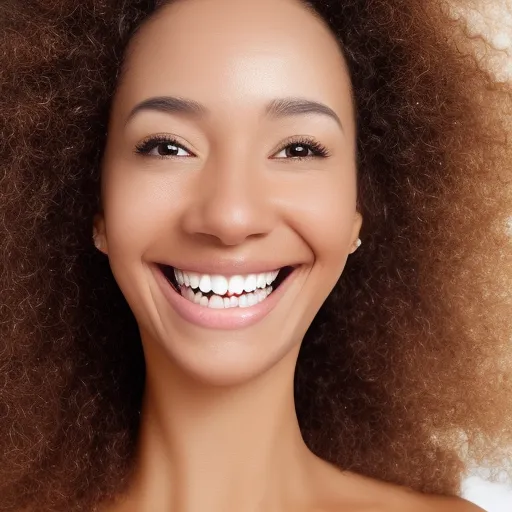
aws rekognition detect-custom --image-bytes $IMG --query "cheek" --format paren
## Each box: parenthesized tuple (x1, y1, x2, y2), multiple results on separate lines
(100, 165, 187, 327)
(282, 171, 358, 265)
(102, 166, 185, 256)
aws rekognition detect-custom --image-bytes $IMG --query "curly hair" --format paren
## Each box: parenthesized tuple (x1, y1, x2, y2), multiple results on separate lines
(0, 0, 511, 510)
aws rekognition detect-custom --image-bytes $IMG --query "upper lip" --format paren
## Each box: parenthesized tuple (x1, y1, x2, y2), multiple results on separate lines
(154, 260, 298, 276)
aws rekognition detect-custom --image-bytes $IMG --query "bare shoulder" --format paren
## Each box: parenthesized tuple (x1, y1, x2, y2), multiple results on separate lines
(409, 492, 487, 512)
(361, 476, 487, 512)
(354, 477, 487, 512)
(309, 462, 487, 512)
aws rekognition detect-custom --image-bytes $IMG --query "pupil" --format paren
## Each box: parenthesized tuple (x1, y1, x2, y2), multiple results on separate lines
(158, 143, 179, 156)
(287, 144, 309, 157)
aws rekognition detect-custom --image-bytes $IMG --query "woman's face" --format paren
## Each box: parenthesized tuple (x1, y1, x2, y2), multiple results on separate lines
(96, 0, 361, 385)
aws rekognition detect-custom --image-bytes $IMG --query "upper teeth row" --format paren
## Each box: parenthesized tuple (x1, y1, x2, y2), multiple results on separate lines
(174, 268, 279, 296)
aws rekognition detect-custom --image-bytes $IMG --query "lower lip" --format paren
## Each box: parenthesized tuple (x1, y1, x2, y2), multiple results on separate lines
(151, 264, 297, 330)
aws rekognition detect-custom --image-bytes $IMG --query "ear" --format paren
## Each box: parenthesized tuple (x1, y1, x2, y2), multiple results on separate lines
(349, 211, 363, 254)
(92, 213, 108, 254)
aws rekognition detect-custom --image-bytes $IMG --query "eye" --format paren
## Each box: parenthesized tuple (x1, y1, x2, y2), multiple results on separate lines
(135, 135, 194, 158)
(272, 138, 330, 160)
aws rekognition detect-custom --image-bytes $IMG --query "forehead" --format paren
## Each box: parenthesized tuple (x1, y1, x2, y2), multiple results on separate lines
(115, 0, 353, 127)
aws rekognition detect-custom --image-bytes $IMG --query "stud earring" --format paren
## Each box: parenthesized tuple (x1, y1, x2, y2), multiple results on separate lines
(92, 233, 101, 250)
(350, 238, 362, 254)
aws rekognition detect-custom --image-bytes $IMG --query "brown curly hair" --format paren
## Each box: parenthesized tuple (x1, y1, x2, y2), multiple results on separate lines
(1, 0, 511, 510)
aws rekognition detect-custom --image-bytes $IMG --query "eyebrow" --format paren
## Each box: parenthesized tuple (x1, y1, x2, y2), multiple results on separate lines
(125, 95, 343, 131)
(125, 96, 208, 124)
(265, 98, 343, 131)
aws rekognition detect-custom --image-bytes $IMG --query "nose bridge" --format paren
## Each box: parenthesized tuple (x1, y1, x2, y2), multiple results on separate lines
(184, 150, 274, 245)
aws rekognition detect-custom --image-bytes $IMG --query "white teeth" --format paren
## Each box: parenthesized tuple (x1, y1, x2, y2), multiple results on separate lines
(189, 272, 200, 289)
(179, 285, 273, 308)
(175, 269, 184, 285)
(243, 274, 257, 293)
(210, 275, 228, 296)
(208, 295, 224, 309)
(238, 294, 249, 308)
(256, 274, 266, 288)
(228, 275, 245, 295)
(185, 287, 194, 301)
(199, 274, 212, 293)
(175, 268, 283, 294)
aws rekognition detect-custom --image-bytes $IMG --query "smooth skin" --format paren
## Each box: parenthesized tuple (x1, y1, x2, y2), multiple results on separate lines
(94, 0, 485, 510)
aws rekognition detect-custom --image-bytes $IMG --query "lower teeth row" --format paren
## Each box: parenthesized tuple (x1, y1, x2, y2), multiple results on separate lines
(180, 285, 273, 308)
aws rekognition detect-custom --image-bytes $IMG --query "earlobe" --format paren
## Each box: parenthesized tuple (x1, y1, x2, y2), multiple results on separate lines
(92, 213, 108, 254)
(349, 237, 362, 254)
(349, 211, 363, 254)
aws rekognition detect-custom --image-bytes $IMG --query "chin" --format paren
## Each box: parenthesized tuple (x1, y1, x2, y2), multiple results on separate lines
(146, 325, 302, 387)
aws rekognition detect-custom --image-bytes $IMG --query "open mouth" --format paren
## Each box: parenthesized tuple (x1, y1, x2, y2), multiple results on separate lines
(157, 264, 295, 309)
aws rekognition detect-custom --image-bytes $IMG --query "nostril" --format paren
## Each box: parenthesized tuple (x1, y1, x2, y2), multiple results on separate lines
(180, 190, 275, 246)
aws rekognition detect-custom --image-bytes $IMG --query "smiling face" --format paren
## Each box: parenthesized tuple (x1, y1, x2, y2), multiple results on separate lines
(95, 0, 361, 385)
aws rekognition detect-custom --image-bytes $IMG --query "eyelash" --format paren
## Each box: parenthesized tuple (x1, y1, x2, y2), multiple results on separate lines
(274, 137, 330, 160)
(134, 134, 193, 159)
(134, 134, 330, 160)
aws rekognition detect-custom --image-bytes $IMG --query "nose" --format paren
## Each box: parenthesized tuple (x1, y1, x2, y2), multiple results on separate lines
(180, 155, 276, 246)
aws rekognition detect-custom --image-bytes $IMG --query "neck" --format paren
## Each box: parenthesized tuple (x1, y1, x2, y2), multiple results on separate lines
(124, 340, 316, 512)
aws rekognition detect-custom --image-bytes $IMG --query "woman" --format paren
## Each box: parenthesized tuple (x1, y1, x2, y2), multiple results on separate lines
(0, 0, 511, 510)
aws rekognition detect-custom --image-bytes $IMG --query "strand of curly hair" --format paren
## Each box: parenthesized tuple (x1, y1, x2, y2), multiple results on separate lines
(0, 0, 511, 510)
